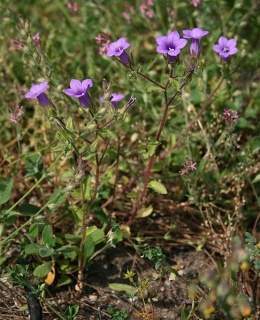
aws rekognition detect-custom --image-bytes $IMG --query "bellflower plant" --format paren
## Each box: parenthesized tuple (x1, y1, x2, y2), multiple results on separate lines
(25, 81, 50, 106)
(183, 28, 208, 57)
(213, 36, 238, 60)
(156, 31, 187, 62)
(64, 79, 93, 107)
(106, 37, 130, 65)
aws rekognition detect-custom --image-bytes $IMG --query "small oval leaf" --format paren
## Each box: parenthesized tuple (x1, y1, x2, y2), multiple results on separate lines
(33, 262, 52, 278)
(109, 283, 137, 296)
(136, 206, 153, 219)
(148, 180, 167, 194)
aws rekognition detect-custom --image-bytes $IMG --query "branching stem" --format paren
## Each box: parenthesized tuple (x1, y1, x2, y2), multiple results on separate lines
(129, 62, 196, 223)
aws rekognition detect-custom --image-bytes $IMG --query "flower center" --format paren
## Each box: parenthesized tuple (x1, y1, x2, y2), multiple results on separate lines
(222, 47, 230, 53)
(168, 47, 176, 53)
(116, 46, 123, 53)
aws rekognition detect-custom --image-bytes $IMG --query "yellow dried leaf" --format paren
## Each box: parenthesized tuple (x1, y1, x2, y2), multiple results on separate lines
(136, 206, 153, 218)
(120, 224, 131, 238)
(44, 266, 55, 286)
(240, 261, 250, 272)
(241, 306, 251, 317)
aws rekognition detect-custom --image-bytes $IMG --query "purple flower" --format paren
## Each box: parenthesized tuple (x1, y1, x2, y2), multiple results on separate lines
(106, 37, 130, 65)
(32, 32, 41, 47)
(9, 39, 24, 51)
(140, 0, 155, 19)
(10, 105, 24, 124)
(223, 108, 239, 124)
(191, 0, 202, 7)
(110, 93, 125, 108)
(156, 31, 187, 62)
(213, 36, 238, 61)
(64, 79, 93, 107)
(95, 32, 111, 55)
(183, 28, 208, 57)
(67, 1, 80, 13)
(122, 4, 134, 23)
(25, 81, 49, 106)
(180, 160, 197, 176)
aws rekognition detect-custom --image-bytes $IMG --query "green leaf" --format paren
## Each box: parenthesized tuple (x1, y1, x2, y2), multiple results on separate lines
(87, 227, 105, 245)
(109, 283, 137, 296)
(66, 116, 74, 130)
(83, 177, 92, 201)
(181, 308, 190, 320)
(148, 180, 167, 194)
(42, 225, 55, 247)
(57, 245, 78, 260)
(252, 174, 260, 184)
(24, 243, 54, 257)
(84, 237, 95, 261)
(24, 243, 41, 255)
(56, 275, 72, 288)
(0, 178, 13, 205)
(136, 206, 153, 218)
(38, 246, 54, 257)
(90, 201, 108, 224)
(110, 224, 123, 244)
(191, 88, 201, 104)
(33, 262, 52, 278)
(29, 224, 39, 238)
(47, 189, 67, 210)
(145, 141, 158, 159)
(17, 203, 40, 216)
(25, 153, 43, 178)
(0, 224, 4, 237)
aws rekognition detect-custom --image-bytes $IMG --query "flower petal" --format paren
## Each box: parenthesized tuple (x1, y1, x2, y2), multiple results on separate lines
(70, 79, 82, 91)
(229, 47, 238, 55)
(25, 81, 49, 99)
(37, 93, 49, 106)
(191, 28, 208, 39)
(167, 31, 180, 43)
(227, 39, 237, 48)
(190, 39, 199, 56)
(177, 38, 187, 49)
(156, 35, 168, 53)
(106, 37, 130, 57)
(183, 29, 192, 39)
(156, 35, 167, 46)
(82, 79, 93, 91)
(156, 47, 168, 54)
(79, 93, 90, 107)
(63, 88, 77, 97)
(117, 37, 130, 50)
(213, 44, 221, 53)
(218, 36, 228, 46)
(110, 93, 125, 102)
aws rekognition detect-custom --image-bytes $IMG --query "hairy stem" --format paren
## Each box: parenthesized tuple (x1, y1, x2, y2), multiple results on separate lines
(76, 137, 105, 292)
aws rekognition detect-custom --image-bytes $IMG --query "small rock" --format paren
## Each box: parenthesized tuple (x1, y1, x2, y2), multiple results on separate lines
(88, 294, 98, 303)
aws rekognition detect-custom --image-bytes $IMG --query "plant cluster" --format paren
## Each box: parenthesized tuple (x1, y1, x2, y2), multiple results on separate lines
(0, 0, 259, 319)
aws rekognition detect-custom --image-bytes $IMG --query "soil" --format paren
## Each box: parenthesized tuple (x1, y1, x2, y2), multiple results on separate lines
(0, 245, 213, 320)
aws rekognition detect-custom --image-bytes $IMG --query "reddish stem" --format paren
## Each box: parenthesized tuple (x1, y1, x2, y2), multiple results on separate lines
(128, 63, 196, 224)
